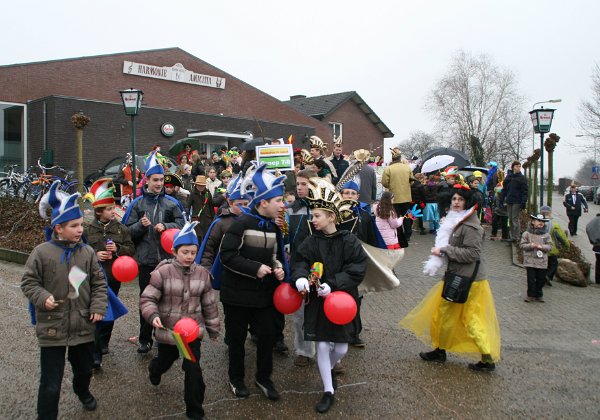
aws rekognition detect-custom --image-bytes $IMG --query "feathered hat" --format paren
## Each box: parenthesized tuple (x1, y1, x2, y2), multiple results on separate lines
(39, 181, 83, 227)
(390, 147, 402, 160)
(333, 135, 343, 148)
(226, 172, 248, 201)
(83, 178, 115, 208)
(246, 163, 286, 208)
(173, 221, 199, 248)
(145, 150, 164, 177)
(309, 136, 326, 151)
(307, 177, 342, 221)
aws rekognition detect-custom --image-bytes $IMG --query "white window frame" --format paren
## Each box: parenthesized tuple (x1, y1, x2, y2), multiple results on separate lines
(0, 100, 27, 169)
(329, 122, 342, 141)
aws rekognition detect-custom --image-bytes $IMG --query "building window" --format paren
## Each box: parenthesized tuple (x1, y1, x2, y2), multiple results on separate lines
(329, 122, 342, 141)
(1, 102, 25, 169)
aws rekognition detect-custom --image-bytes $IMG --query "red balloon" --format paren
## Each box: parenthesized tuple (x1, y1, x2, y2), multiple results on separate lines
(112, 256, 138, 282)
(174, 317, 200, 343)
(161, 228, 180, 255)
(324, 291, 357, 325)
(273, 283, 303, 314)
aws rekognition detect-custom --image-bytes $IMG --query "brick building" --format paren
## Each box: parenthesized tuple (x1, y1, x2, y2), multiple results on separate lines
(0, 48, 393, 174)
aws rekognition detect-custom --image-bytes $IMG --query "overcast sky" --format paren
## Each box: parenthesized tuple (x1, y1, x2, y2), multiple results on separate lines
(3, 0, 599, 180)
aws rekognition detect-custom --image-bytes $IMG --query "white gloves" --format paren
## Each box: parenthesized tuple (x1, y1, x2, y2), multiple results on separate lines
(317, 283, 331, 297)
(296, 278, 309, 293)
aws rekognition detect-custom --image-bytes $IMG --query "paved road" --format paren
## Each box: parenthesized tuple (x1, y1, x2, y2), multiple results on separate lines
(1, 223, 599, 419)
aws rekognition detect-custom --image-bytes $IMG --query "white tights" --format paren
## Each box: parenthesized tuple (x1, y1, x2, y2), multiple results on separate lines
(316, 341, 348, 393)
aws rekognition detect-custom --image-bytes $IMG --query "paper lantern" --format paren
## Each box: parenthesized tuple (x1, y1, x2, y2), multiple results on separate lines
(324, 291, 357, 325)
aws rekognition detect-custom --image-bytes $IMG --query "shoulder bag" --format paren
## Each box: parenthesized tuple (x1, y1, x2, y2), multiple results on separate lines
(441, 260, 480, 303)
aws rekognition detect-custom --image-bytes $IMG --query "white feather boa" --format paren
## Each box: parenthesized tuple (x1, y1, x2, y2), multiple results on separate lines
(422, 208, 471, 276)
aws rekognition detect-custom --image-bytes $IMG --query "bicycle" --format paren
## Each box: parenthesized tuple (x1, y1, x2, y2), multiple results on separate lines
(0, 164, 36, 199)
(23, 158, 88, 204)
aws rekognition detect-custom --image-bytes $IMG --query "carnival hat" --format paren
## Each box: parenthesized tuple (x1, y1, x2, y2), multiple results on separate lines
(473, 170, 484, 178)
(487, 161, 498, 167)
(83, 178, 115, 208)
(443, 166, 459, 177)
(307, 177, 342, 221)
(530, 213, 549, 222)
(226, 172, 248, 201)
(164, 173, 184, 188)
(390, 147, 402, 159)
(353, 149, 371, 163)
(145, 150, 164, 177)
(333, 135, 343, 148)
(39, 181, 83, 227)
(301, 149, 314, 165)
(309, 135, 326, 151)
(339, 176, 360, 193)
(193, 175, 207, 186)
(246, 163, 286, 208)
(173, 221, 199, 249)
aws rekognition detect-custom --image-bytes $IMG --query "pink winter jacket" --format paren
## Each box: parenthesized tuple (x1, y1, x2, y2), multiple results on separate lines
(372, 203, 404, 247)
(140, 259, 220, 345)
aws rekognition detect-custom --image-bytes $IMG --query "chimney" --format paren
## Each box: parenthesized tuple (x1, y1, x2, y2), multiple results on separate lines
(290, 95, 307, 100)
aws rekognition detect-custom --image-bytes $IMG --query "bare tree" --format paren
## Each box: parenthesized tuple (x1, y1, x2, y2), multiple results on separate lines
(397, 131, 442, 160)
(579, 64, 600, 138)
(429, 51, 527, 163)
(574, 158, 596, 184)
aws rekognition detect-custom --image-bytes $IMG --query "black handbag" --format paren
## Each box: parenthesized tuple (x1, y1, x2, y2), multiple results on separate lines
(441, 260, 480, 303)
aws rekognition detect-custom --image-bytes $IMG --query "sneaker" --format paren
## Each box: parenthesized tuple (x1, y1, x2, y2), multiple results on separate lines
(255, 378, 280, 401)
(149, 368, 161, 386)
(332, 362, 345, 374)
(80, 394, 97, 411)
(229, 380, 250, 398)
(273, 340, 289, 354)
(419, 348, 446, 363)
(137, 342, 152, 354)
(294, 355, 310, 367)
(468, 361, 496, 372)
(315, 392, 335, 413)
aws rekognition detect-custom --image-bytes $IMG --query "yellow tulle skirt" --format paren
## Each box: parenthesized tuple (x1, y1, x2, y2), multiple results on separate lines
(399, 280, 501, 361)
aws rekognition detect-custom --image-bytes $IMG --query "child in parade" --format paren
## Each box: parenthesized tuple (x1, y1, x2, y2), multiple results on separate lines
(83, 179, 135, 369)
(186, 175, 215, 242)
(490, 185, 509, 241)
(520, 214, 553, 302)
(400, 184, 501, 371)
(140, 221, 220, 420)
(219, 163, 288, 401)
(373, 191, 404, 249)
(540, 205, 569, 286)
(293, 177, 368, 413)
(21, 181, 108, 419)
(423, 175, 441, 233)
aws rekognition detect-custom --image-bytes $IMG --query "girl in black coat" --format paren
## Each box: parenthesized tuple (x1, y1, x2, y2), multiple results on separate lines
(293, 178, 368, 414)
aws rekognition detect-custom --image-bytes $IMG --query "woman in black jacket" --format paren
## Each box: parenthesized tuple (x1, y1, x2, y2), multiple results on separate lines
(293, 178, 367, 413)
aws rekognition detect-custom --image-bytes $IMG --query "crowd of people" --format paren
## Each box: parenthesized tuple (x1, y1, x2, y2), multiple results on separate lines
(21, 135, 595, 419)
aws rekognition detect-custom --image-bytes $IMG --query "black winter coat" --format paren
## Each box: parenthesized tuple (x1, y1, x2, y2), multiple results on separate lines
(219, 209, 286, 308)
(563, 192, 588, 216)
(292, 230, 367, 342)
(501, 172, 528, 205)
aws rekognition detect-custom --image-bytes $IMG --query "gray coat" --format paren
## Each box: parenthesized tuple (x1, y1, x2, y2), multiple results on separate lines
(441, 208, 488, 281)
(124, 188, 184, 266)
(520, 229, 552, 269)
(586, 215, 600, 246)
(21, 237, 108, 347)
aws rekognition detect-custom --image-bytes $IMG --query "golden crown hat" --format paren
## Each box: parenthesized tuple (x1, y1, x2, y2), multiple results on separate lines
(390, 147, 402, 159)
(301, 149, 314, 165)
(333, 136, 343, 147)
(307, 177, 341, 220)
(309, 135, 325, 151)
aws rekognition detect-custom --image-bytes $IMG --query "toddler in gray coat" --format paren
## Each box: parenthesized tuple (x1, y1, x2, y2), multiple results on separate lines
(520, 214, 552, 302)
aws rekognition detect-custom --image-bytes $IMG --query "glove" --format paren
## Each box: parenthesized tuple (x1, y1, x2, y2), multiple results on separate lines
(295, 278, 309, 293)
(317, 283, 331, 297)
(520, 203, 526, 210)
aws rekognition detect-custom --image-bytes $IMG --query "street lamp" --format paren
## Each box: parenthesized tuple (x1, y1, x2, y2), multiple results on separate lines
(529, 107, 556, 208)
(119, 88, 144, 199)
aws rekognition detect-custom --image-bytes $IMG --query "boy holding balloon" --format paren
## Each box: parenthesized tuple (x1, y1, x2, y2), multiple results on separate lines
(293, 177, 368, 414)
(140, 221, 220, 420)
(83, 178, 135, 369)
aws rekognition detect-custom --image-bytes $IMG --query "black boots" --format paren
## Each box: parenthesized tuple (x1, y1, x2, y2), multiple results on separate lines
(419, 348, 446, 363)
(315, 392, 335, 413)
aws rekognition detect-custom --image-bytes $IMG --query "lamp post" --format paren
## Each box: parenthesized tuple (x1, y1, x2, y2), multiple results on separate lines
(119, 89, 143, 199)
(529, 107, 556, 208)
(531, 99, 561, 152)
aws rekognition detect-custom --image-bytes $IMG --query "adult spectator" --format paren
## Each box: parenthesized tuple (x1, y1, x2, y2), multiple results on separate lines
(563, 184, 589, 236)
(122, 151, 184, 354)
(585, 213, 600, 284)
(382, 147, 414, 241)
(176, 142, 196, 164)
(354, 149, 377, 205)
(500, 161, 528, 242)
(328, 137, 349, 185)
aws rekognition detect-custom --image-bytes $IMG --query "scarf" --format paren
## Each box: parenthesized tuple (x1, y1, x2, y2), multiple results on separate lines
(423, 208, 470, 276)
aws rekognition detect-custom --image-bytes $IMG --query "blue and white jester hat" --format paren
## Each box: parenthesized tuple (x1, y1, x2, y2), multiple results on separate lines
(39, 181, 83, 227)
(340, 176, 360, 193)
(246, 163, 286, 208)
(173, 221, 199, 249)
(226, 172, 247, 201)
(145, 150, 164, 177)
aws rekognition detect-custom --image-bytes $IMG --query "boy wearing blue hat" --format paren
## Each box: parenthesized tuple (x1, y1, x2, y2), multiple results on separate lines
(123, 150, 184, 353)
(140, 221, 220, 420)
(21, 181, 108, 419)
(219, 163, 288, 401)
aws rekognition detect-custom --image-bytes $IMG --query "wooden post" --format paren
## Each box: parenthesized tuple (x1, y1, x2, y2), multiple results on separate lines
(71, 112, 91, 196)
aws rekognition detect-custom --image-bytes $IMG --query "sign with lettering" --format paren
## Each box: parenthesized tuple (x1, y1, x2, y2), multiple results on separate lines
(256, 144, 294, 171)
(123, 61, 226, 89)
